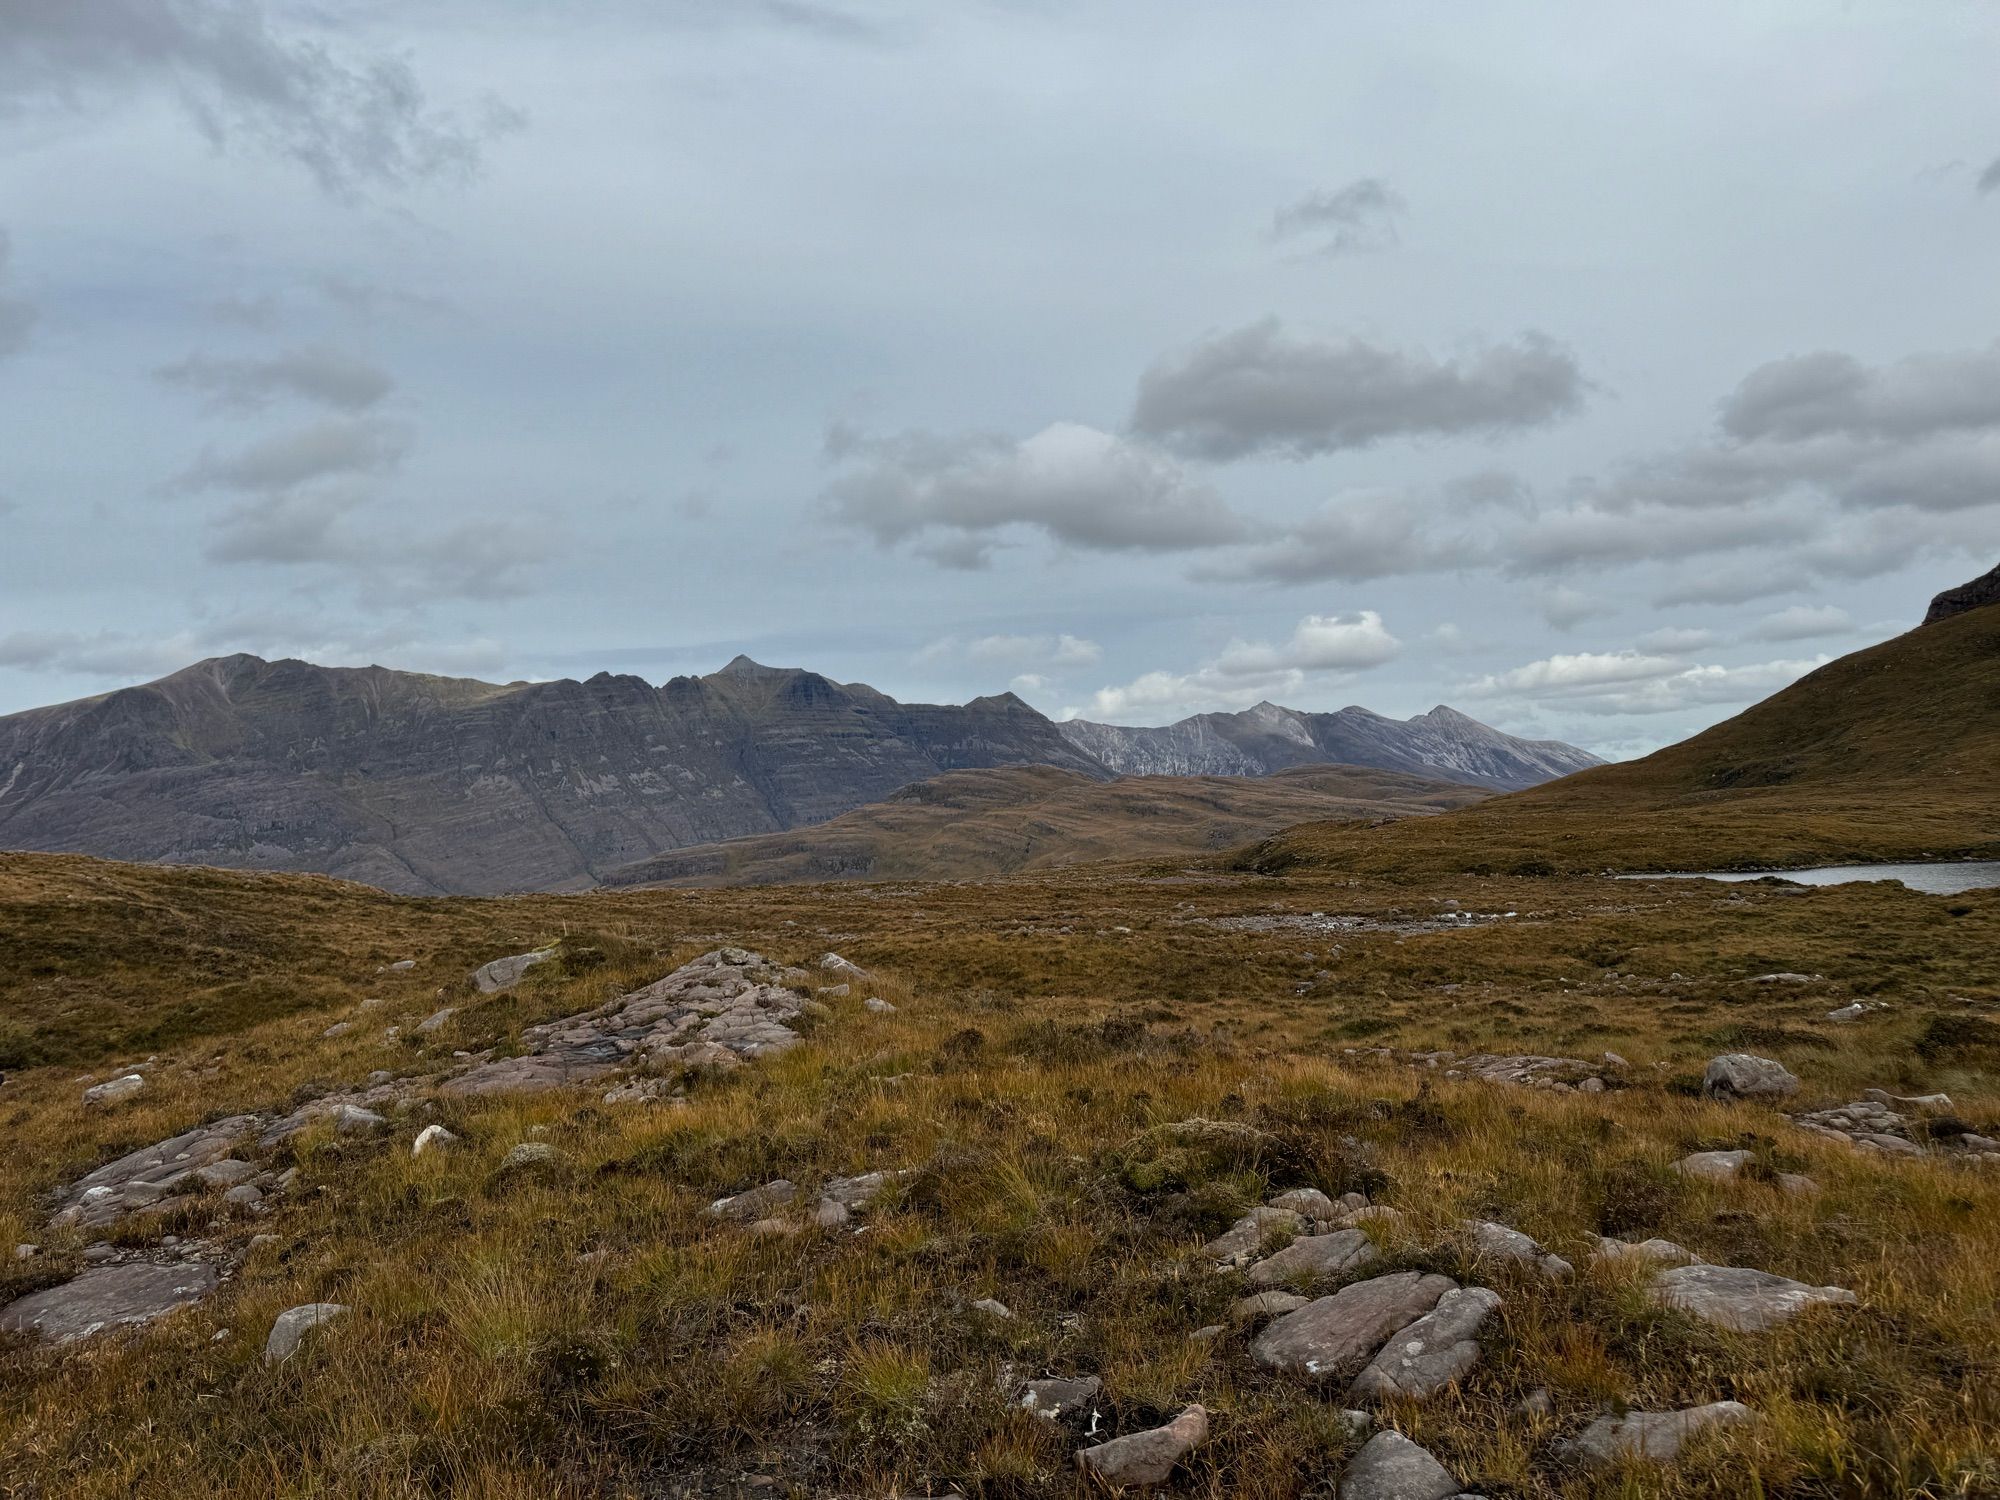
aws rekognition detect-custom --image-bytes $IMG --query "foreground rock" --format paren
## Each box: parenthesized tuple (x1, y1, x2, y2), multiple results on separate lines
(1251, 1272, 1456, 1379)
(1349, 1286, 1501, 1402)
(1338, 1430, 1464, 1500)
(1018, 1374, 1101, 1418)
(265, 1302, 350, 1365)
(1461, 1219, 1572, 1278)
(1652, 1264, 1857, 1331)
(1203, 1206, 1306, 1265)
(444, 948, 812, 1097)
(472, 947, 557, 993)
(1702, 1054, 1799, 1101)
(1561, 1401, 1757, 1466)
(82, 1073, 146, 1107)
(0, 1261, 218, 1344)
(1246, 1228, 1379, 1287)
(1075, 1404, 1208, 1488)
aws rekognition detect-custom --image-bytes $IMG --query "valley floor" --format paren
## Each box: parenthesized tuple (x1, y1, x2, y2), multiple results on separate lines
(0, 851, 1995, 1498)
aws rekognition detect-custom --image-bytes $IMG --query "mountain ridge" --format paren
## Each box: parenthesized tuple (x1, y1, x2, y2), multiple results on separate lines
(0, 652, 1597, 894)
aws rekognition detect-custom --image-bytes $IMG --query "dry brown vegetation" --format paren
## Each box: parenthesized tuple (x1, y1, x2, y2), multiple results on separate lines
(0, 847, 1996, 1497)
(599, 764, 1485, 889)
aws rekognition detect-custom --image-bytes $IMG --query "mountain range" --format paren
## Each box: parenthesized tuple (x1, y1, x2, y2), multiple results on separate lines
(0, 652, 1596, 894)
(1058, 701, 1600, 789)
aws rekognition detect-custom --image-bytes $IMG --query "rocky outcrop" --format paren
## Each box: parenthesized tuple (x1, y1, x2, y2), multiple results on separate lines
(1059, 699, 1601, 791)
(1250, 1272, 1457, 1379)
(1702, 1054, 1800, 1101)
(1651, 1264, 1856, 1331)
(1924, 560, 2000, 625)
(442, 948, 811, 1098)
(1349, 1286, 1502, 1401)
(0, 1261, 218, 1344)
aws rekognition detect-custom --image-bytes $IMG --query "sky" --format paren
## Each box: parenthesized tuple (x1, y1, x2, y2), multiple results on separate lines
(2, 2, 1998, 759)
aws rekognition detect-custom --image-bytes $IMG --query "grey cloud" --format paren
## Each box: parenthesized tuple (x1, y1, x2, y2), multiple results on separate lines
(1749, 604, 1852, 641)
(205, 486, 369, 565)
(1270, 177, 1405, 256)
(0, 228, 35, 359)
(825, 420, 1248, 555)
(1131, 319, 1588, 461)
(177, 417, 414, 492)
(1653, 564, 1810, 608)
(0, 627, 197, 678)
(156, 347, 393, 412)
(1197, 487, 1485, 584)
(1719, 344, 2000, 443)
(1980, 157, 2000, 193)
(0, 0, 507, 195)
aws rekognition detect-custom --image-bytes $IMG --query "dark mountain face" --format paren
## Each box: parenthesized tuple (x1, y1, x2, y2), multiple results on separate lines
(1056, 701, 1602, 791)
(1924, 560, 2000, 625)
(0, 655, 1106, 895)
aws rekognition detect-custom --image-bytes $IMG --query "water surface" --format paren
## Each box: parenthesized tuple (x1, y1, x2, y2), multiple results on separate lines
(1622, 861, 2000, 895)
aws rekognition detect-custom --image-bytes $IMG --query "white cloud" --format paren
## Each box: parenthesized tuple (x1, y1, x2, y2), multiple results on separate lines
(1636, 625, 1721, 653)
(156, 347, 393, 413)
(917, 632, 1102, 672)
(1464, 648, 1829, 717)
(1536, 585, 1607, 630)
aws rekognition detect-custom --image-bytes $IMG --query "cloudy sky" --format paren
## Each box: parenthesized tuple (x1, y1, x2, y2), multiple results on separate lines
(2, 2, 1998, 757)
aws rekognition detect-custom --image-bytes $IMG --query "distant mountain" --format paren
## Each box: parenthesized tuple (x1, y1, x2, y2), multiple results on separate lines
(1058, 701, 1602, 792)
(0, 654, 1105, 895)
(1253, 562, 2000, 876)
(600, 762, 1490, 888)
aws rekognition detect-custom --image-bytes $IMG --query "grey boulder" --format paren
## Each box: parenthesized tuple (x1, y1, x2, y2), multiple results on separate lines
(1702, 1054, 1799, 1101)
(472, 948, 556, 994)
(82, 1073, 145, 1107)
(1074, 1403, 1208, 1488)
(1338, 1430, 1462, 1500)
(1018, 1374, 1102, 1418)
(1251, 1272, 1456, 1379)
(1246, 1229, 1380, 1287)
(264, 1302, 350, 1365)
(1349, 1286, 1502, 1402)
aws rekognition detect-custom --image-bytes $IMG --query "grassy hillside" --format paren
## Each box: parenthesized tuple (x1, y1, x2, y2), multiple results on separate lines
(601, 764, 1487, 888)
(0, 849, 1995, 1496)
(1253, 603, 2000, 878)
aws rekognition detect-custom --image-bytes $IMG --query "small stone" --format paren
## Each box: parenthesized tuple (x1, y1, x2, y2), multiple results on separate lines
(1349, 1286, 1501, 1401)
(1561, 1401, 1757, 1466)
(1865, 1088, 1952, 1112)
(818, 984, 851, 998)
(1188, 1324, 1225, 1342)
(864, 996, 896, 1014)
(222, 1184, 263, 1208)
(1075, 1404, 1208, 1489)
(1776, 1173, 1821, 1196)
(83, 1074, 145, 1107)
(264, 1302, 350, 1365)
(1652, 1263, 1856, 1331)
(971, 1297, 1014, 1320)
(415, 1006, 457, 1034)
(812, 1197, 851, 1229)
(747, 1218, 799, 1237)
(1462, 1219, 1573, 1278)
(1702, 1054, 1800, 1101)
(1752, 973, 1814, 985)
(1826, 1003, 1872, 1023)
(249, 1234, 281, 1252)
(1518, 1387, 1555, 1418)
(1674, 1149, 1753, 1183)
(1578, 1076, 1606, 1093)
(1592, 1236, 1703, 1269)
(321, 1021, 354, 1039)
(14, 1243, 37, 1261)
(388, 959, 416, 971)
(1601, 1052, 1630, 1068)
(1337, 1429, 1461, 1500)
(1203, 1206, 1306, 1265)
(1019, 1374, 1102, 1418)
(212, 1327, 231, 1341)
(194, 1160, 258, 1189)
(412, 1124, 458, 1157)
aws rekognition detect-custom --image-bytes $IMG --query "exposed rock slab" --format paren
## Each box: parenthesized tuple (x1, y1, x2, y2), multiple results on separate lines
(1251, 1272, 1456, 1379)
(1561, 1401, 1757, 1466)
(444, 948, 810, 1098)
(1349, 1286, 1502, 1402)
(1651, 1264, 1857, 1331)
(0, 1261, 218, 1344)
(1344, 1046, 1618, 1092)
(1246, 1228, 1379, 1287)
(52, 1115, 262, 1230)
(1702, 1054, 1799, 1101)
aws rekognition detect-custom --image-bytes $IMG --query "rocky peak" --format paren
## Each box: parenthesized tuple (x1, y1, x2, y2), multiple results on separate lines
(1924, 561, 2000, 625)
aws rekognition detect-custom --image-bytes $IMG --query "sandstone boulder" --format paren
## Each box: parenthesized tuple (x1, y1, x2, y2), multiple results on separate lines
(1075, 1404, 1208, 1489)
(1251, 1272, 1456, 1379)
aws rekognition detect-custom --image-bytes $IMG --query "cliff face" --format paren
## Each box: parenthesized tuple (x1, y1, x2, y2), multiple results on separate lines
(0, 654, 1105, 895)
(1058, 701, 1602, 792)
(1924, 561, 2000, 625)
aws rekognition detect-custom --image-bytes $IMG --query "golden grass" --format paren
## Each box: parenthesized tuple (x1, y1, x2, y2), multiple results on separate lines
(0, 849, 1994, 1495)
